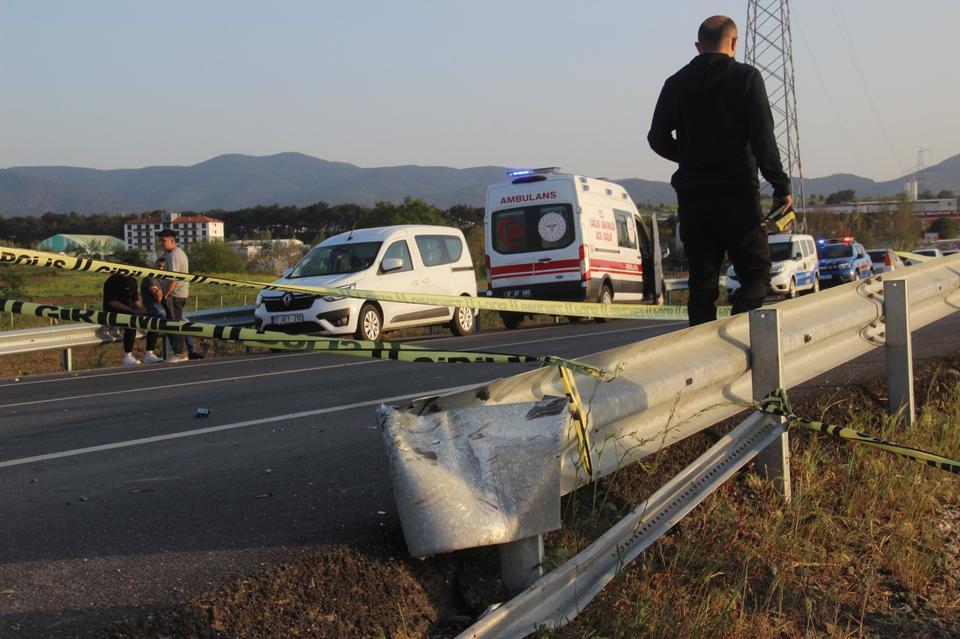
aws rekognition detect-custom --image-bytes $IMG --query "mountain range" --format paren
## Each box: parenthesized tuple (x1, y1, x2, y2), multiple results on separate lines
(2, 151, 958, 217)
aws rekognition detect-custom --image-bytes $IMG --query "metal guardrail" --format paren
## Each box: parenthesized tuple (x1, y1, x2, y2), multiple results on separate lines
(0, 306, 255, 368)
(379, 256, 960, 635)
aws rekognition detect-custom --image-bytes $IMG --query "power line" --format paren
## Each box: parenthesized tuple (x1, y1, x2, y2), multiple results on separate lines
(828, 0, 904, 176)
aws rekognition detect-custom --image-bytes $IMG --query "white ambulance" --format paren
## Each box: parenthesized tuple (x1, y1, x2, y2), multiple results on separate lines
(484, 168, 662, 328)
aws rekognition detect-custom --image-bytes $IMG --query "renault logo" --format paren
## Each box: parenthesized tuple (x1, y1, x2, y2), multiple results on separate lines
(282, 292, 294, 307)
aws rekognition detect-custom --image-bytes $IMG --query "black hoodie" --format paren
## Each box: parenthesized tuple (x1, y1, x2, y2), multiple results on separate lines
(648, 52, 791, 202)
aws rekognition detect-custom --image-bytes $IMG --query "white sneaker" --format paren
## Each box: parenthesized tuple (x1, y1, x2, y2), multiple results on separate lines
(122, 353, 142, 366)
(142, 351, 163, 364)
(165, 352, 189, 363)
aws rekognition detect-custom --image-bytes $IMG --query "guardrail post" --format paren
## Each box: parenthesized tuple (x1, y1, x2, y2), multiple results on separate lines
(499, 534, 544, 595)
(61, 347, 72, 372)
(883, 279, 914, 426)
(749, 308, 792, 502)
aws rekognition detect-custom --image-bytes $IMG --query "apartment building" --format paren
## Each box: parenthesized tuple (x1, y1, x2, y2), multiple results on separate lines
(124, 211, 225, 253)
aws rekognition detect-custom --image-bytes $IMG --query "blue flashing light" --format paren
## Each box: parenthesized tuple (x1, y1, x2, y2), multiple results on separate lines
(506, 166, 560, 178)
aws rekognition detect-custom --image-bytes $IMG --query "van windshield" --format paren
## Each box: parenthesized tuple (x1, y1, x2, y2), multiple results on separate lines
(769, 241, 798, 262)
(491, 204, 575, 254)
(289, 241, 382, 277)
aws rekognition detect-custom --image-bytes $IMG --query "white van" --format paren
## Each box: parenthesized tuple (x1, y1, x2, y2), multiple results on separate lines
(254, 225, 478, 340)
(484, 168, 663, 328)
(726, 233, 819, 299)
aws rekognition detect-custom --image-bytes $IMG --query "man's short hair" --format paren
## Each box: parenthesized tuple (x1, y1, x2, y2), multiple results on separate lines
(698, 16, 737, 49)
(158, 229, 177, 241)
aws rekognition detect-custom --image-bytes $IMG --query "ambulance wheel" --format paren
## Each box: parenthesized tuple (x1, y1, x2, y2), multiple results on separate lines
(449, 304, 476, 336)
(786, 277, 797, 299)
(500, 311, 523, 330)
(355, 303, 383, 341)
(567, 315, 583, 323)
(594, 284, 613, 323)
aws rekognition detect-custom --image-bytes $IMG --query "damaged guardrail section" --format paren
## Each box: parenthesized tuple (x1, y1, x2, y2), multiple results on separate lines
(378, 255, 960, 558)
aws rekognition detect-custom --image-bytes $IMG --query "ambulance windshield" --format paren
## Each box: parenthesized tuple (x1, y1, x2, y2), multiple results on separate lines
(492, 204, 575, 254)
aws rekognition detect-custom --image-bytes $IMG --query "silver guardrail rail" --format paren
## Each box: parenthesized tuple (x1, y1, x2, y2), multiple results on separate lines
(0, 305, 255, 369)
(378, 256, 960, 633)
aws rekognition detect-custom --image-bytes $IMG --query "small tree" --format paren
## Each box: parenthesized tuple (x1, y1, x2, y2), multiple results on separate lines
(890, 199, 922, 250)
(186, 240, 246, 274)
(248, 243, 308, 276)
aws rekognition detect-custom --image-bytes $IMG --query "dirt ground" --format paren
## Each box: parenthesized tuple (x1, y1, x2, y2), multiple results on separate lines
(26, 352, 960, 638)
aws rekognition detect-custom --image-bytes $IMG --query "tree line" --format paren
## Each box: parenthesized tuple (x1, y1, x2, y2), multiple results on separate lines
(0, 198, 483, 247)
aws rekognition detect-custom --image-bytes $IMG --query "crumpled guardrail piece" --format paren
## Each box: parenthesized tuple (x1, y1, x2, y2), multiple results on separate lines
(378, 397, 568, 557)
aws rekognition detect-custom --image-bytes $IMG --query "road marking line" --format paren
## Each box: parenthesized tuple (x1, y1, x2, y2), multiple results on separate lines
(0, 359, 378, 409)
(0, 384, 477, 469)
(0, 321, 681, 404)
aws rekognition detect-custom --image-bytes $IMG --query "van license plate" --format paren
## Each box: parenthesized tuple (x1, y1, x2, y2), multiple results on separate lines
(273, 313, 304, 324)
(505, 289, 532, 298)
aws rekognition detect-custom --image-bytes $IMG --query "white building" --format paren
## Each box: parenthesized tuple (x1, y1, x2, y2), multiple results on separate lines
(124, 211, 225, 253)
(820, 198, 959, 220)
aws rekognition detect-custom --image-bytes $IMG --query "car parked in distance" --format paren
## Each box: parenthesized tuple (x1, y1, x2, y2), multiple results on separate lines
(817, 238, 872, 287)
(911, 247, 944, 259)
(254, 225, 478, 341)
(866, 248, 905, 274)
(727, 233, 819, 299)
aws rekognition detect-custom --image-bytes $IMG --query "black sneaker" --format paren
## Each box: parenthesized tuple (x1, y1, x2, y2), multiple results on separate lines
(188, 352, 205, 360)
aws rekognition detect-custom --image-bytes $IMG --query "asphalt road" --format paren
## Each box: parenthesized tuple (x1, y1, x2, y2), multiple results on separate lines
(0, 318, 687, 637)
(1, 311, 959, 637)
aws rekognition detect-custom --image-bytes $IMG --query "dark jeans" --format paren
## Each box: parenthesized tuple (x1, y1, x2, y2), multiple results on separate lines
(679, 195, 771, 326)
(144, 303, 166, 352)
(167, 296, 187, 354)
(122, 328, 136, 353)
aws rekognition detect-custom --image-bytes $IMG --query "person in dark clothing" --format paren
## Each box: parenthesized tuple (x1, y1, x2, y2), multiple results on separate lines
(102, 272, 145, 366)
(139, 258, 168, 364)
(648, 15, 793, 325)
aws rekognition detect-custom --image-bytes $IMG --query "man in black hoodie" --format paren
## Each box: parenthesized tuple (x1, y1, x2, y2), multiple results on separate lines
(648, 15, 793, 325)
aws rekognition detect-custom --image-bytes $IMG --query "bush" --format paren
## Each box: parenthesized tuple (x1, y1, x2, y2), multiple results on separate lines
(0, 266, 28, 298)
(186, 241, 246, 274)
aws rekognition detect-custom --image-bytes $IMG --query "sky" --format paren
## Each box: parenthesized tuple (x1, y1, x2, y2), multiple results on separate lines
(2, 0, 957, 184)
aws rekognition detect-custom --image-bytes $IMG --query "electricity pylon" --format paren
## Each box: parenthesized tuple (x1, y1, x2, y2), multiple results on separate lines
(745, 0, 806, 226)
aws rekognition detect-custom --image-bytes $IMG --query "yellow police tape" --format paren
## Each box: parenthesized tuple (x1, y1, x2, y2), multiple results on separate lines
(559, 365, 593, 479)
(895, 251, 932, 263)
(0, 298, 607, 378)
(0, 247, 716, 321)
(758, 388, 960, 475)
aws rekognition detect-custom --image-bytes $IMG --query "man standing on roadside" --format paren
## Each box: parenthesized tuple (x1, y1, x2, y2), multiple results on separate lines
(157, 229, 190, 363)
(648, 15, 793, 325)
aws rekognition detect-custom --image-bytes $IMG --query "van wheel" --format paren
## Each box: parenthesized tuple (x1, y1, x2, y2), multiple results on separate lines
(808, 275, 820, 295)
(567, 315, 582, 323)
(594, 284, 613, 323)
(500, 311, 523, 330)
(449, 304, 476, 336)
(355, 304, 383, 341)
(786, 277, 797, 299)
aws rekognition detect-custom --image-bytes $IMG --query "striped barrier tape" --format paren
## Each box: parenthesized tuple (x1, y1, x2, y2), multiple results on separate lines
(559, 365, 594, 479)
(758, 388, 960, 475)
(0, 247, 720, 321)
(0, 298, 609, 378)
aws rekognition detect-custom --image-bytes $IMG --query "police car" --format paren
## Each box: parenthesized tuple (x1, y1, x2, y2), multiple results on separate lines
(817, 237, 872, 287)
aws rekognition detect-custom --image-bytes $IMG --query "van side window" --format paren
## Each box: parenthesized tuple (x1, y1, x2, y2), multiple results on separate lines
(415, 235, 462, 267)
(634, 215, 653, 255)
(613, 210, 637, 249)
(381, 240, 413, 273)
(491, 204, 575, 254)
